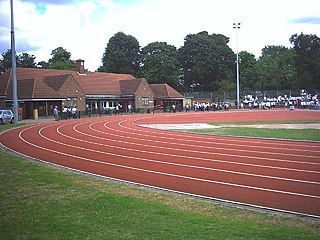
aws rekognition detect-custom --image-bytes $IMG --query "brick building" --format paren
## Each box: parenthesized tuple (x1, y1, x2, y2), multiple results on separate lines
(150, 83, 184, 112)
(0, 60, 183, 118)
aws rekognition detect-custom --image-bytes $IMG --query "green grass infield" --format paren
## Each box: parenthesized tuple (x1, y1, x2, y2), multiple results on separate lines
(181, 120, 320, 141)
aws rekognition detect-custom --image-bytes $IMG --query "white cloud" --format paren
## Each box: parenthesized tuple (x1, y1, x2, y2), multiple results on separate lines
(1, 0, 319, 71)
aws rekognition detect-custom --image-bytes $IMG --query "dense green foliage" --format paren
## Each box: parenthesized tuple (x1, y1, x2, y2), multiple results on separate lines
(99, 31, 319, 92)
(178, 31, 234, 92)
(1, 31, 319, 92)
(98, 32, 141, 76)
(38, 47, 76, 70)
(256, 46, 297, 91)
(141, 42, 180, 89)
(290, 33, 320, 90)
(0, 49, 36, 72)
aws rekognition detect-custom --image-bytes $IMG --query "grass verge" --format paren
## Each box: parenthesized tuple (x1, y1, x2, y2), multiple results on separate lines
(1, 124, 320, 239)
(181, 120, 320, 141)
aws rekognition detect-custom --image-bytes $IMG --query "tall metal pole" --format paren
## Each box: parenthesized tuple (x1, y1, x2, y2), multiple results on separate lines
(11, 0, 19, 123)
(233, 22, 240, 109)
(10, 0, 18, 123)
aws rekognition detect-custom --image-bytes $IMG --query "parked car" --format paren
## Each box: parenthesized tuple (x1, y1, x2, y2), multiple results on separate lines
(0, 110, 14, 124)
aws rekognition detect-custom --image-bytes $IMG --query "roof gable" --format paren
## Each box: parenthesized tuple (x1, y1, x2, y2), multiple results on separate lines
(43, 74, 70, 91)
(33, 78, 64, 99)
(120, 79, 144, 95)
(5, 78, 64, 100)
(150, 84, 183, 99)
(13, 68, 136, 95)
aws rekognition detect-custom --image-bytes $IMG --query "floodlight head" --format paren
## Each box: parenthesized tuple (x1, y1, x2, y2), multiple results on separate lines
(233, 22, 241, 29)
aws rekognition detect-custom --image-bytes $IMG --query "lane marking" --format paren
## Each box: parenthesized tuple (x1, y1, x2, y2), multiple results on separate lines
(49, 122, 320, 186)
(119, 120, 320, 156)
(131, 116, 320, 149)
(81, 120, 320, 168)
(110, 120, 320, 160)
(2, 141, 318, 219)
(16, 125, 320, 200)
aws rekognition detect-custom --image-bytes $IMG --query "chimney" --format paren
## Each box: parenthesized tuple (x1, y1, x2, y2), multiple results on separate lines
(76, 59, 85, 74)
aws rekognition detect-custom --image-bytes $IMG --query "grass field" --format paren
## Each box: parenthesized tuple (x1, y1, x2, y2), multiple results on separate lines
(1, 123, 320, 239)
(181, 120, 320, 141)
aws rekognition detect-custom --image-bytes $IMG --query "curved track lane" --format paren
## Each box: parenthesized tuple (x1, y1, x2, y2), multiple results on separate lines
(1, 110, 320, 218)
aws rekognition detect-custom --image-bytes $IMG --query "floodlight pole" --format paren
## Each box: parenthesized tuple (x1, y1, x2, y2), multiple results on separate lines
(11, 0, 18, 123)
(233, 22, 240, 110)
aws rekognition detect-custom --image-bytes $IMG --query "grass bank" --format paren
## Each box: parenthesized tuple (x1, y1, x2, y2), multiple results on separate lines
(0, 124, 319, 239)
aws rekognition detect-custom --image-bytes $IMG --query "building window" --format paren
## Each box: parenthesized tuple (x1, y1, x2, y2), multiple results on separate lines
(141, 97, 149, 106)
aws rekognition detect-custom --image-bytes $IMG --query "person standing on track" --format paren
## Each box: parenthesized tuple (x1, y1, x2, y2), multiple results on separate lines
(62, 106, 68, 120)
(172, 103, 176, 113)
(53, 106, 59, 121)
(71, 106, 78, 119)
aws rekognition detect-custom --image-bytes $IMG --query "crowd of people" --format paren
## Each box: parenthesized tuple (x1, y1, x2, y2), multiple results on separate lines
(193, 102, 230, 112)
(191, 92, 319, 112)
(242, 93, 319, 110)
(52, 92, 319, 120)
(53, 105, 81, 121)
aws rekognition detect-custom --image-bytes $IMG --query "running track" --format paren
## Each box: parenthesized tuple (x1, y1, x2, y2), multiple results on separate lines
(1, 110, 320, 218)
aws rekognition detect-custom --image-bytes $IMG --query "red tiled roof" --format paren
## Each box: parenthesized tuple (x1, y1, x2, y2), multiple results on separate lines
(14, 68, 136, 95)
(43, 74, 70, 91)
(1, 68, 183, 100)
(76, 72, 136, 95)
(5, 77, 64, 100)
(149, 84, 184, 99)
(120, 79, 144, 95)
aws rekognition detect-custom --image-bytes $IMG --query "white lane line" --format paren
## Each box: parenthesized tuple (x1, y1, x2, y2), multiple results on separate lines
(115, 120, 320, 159)
(120, 120, 319, 162)
(52, 124, 320, 185)
(128, 117, 320, 151)
(16, 124, 320, 200)
(78, 120, 320, 173)
(133, 123, 320, 148)
(81, 120, 320, 168)
(2, 139, 319, 219)
(131, 113, 320, 149)
(50, 122, 320, 185)
(120, 120, 320, 155)
(105, 123, 320, 172)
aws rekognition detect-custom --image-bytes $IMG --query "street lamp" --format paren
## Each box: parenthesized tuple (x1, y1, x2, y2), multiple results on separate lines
(233, 22, 240, 109)
(11, 0, 18, 123)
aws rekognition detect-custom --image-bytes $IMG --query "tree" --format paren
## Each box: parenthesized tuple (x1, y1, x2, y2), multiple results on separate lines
(255, 46, 296, 91)
(289, 33, 320, 90)
(141, 42, 180, 88)
(98, 32, 141, 76)
(238, 51, 258, 92)
(0, 49, 37, 73)
(19, 53, 37, 68)
(178, 31, 234, 92)
(0, 50, 14, 73)
(38, 47, 75, 70)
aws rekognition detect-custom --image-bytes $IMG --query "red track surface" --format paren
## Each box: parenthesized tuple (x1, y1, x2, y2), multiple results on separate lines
(1, 110, 320, 217)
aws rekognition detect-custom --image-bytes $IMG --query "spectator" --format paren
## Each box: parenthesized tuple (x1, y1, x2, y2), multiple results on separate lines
(53, 106, 59, 120)
(71, 106, 77, 119)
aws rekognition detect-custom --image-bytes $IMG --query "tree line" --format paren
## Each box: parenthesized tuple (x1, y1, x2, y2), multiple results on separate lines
(1, 31, 319, 94)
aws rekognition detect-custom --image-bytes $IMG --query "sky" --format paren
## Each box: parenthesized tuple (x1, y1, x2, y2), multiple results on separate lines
(0, 0, 319, 71)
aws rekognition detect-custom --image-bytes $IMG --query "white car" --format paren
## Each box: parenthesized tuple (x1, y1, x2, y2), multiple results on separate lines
(0, 110, 14, 124)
